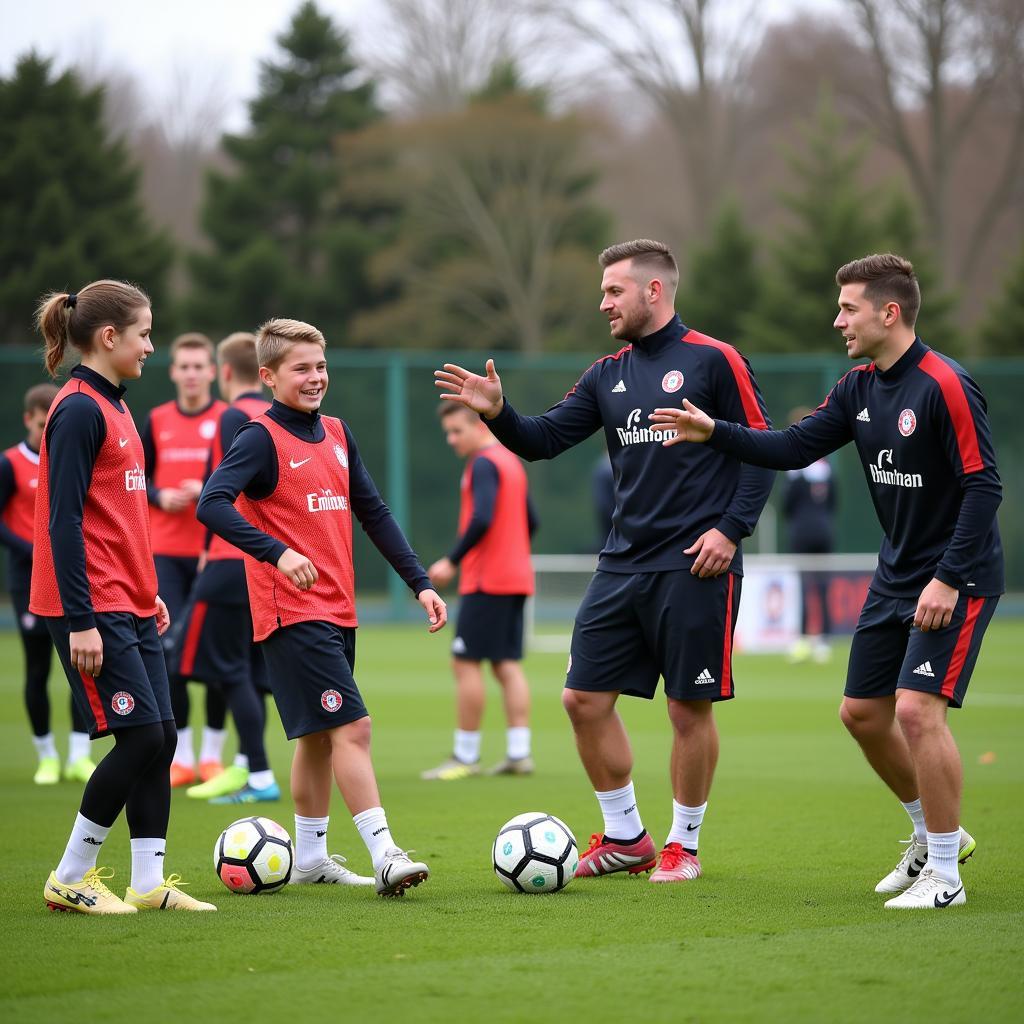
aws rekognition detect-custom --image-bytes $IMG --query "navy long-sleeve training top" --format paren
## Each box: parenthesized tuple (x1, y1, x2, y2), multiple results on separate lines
(447, 456, 539, 564)
(707, 337, 1003, 598)
(0, 450, 35, 588)
(486, 314, 775, 575)
(197, 400, 431, 595)
(43, 365, 129, 630)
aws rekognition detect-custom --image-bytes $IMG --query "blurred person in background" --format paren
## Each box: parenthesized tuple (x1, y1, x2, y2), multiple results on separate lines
(423, 402, 538, 781)
(140, 333, 227, 786)
(782, 405, 837, 663)
(0, 382, 95, 784)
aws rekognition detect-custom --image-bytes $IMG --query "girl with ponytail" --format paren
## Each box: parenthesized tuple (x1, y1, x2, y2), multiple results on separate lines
(30, 279, 216, 915)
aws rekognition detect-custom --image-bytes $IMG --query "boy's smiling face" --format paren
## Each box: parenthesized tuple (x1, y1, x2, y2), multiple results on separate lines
(261, 342, 328, 412)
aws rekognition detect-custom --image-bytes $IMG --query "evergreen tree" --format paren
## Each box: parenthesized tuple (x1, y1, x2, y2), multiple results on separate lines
(187, 2, 383, 340)
(740, 95, 957, 355)
(677, 200, 760, 342)
(0, 54, 172, 346)
(977, 241, 1024, 356)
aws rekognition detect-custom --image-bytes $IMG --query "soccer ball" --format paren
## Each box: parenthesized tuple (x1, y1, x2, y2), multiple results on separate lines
(492, 812, 578, 893)
(214, 816, 293, 894)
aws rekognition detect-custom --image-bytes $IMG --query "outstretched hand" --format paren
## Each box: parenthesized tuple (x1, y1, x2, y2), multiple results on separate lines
(649, 399, 715, 446)
(434, 360, 504, 420)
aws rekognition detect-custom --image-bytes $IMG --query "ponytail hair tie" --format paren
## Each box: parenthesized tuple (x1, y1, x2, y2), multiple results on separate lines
(65, 293, 77, 309)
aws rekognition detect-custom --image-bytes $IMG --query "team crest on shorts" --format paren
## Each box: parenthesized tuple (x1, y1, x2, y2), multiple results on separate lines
(20, 612, 36, 630)
(111, 691, 135, 716)
(321, 689, 343, 712)
(898, 409, 917, 437)
(334, 444, 348, 469)
(662, 370, 684, 393)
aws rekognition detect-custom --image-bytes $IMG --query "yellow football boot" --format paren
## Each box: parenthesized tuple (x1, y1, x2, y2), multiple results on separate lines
(125, 873, 217, 911)
(63, 756, 97, 783)
(44, 867, 137, 914)
(34, 757, 60, 785)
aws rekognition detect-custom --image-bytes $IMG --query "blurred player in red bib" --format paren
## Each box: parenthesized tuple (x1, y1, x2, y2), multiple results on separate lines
(423, 403, 538, 780)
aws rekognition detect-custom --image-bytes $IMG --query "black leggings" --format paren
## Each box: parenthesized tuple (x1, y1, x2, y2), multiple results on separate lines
(171, 676, 228, 733)
(79, 720, 176, 838)
(21, 630, 88, 736)
(222, 681, 269, 772)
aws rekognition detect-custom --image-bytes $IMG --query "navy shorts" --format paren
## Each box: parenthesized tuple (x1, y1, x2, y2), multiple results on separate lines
(567, 570, 741, 702)
(258, 621, 368, 739)
(46, 612, 173, 739)
(846, 589, 999, 709)
(11, 587, 49, 637)
(169, 561, 267, 690)
(452, 593, 526, 662)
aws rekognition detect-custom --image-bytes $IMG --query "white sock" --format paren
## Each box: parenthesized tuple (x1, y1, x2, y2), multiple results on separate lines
(506, 727, 531, 760)
(353, 806, 395, 870)
(453, 729, 481, 764)
(294, 814, 329, 871)
(68, 731, 91, 763)
(234, 753, 249, 770)
(55, 813, 110, 883)
(174, 726, 195, 767)
(33, 733, 58, 760)
(596, 781, 644, 841)
(200, 727, 226, 763)
(901, 798, 927, 844)
(249, 769, 275, 790)
(666, 800, 707, 852)
(926, 829, 960, 884)
(129, 837, 166, 894)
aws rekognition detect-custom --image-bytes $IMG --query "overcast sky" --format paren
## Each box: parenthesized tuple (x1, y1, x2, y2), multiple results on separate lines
(1, 0, 844, 132)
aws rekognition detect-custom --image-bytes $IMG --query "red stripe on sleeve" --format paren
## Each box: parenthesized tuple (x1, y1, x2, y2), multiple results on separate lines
(564, 345, 631, 400)
(816, 363, 874, 411)
(721, 573, 735, 697)
(178, 600, 209, 678)
(917, 352, 984, 474)
(941, 597, 984, 699)
(684, 333, 767, 429)
(79, 670, 107, 733)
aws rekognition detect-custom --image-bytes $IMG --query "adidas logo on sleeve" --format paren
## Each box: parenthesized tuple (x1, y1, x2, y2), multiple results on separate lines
(913, 661, 935, 678)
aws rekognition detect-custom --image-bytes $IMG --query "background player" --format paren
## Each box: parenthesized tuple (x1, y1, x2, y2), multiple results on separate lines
(651, 253, 1002, 909)
(782, 405, 837, 663)
(423, 402, 538, 780)
(174, 332, 279, 804)
(198, 317, 448, 896)
(1, 383, 95, 784)
(33, 280, 214, 914)
(435, 239, 774, 885)
(141, 333, 228, 785)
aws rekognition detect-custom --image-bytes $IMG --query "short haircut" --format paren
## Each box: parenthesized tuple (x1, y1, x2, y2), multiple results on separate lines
(24, 382, 60, 415)
(217, 332, 260, 382)
(835, 253, 920, 327)
(437, 401, 477, 422)
(170, 332, 214, 360)
(598, 238, 679, 293)
(255, 318, 326, 371)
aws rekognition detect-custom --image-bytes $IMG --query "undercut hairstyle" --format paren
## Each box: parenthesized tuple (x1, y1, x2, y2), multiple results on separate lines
(169, 332, 214, 361)
(836, 254, 920, 327)
(36, 279, 150, 378)
(598, 239, 679, 293)
(255, 318, 326, 371)
(24, 382, 60, 415)
(217, 332, 260, 383)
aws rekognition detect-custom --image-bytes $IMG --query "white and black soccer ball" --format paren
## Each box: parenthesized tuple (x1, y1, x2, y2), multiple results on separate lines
(214, 816, 293, 894)
(492, 812, 578, 893)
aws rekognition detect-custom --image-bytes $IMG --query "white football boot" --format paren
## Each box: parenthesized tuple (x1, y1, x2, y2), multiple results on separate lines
(884, 867, 965, 909)
(290, 853, 374, 886)
(375, 848, 429, 897)
(875, 828, 976, 894)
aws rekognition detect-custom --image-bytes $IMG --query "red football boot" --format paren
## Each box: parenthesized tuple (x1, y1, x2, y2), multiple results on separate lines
(574, 831, 657, 877)
(649, 842, 702, 883)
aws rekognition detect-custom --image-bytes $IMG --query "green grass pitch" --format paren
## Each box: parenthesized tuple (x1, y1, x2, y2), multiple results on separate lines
(1, 620, 1022, 1023)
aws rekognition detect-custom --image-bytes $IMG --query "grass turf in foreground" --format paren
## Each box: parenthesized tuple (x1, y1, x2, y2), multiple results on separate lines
(1, 621, 1021, 1023)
